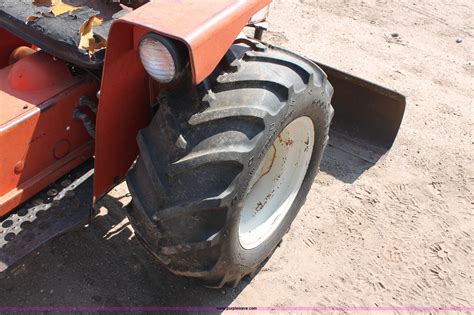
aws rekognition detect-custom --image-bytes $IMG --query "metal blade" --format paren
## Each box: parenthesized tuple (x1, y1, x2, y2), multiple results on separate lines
(315, 62, 406, 164)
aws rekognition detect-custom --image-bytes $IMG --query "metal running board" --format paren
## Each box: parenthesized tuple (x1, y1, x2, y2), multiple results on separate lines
(0, 161, 94, 275)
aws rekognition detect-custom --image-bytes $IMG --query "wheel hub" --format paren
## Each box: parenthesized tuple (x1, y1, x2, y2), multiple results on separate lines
(239, 116, 315, 250)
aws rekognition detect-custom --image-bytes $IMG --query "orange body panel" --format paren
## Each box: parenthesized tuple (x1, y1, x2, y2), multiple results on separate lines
(122, 0, 271, 84)
(0, 51, 98, 217)
(0, 28, 28, 69)
(94, 0, 270, 199)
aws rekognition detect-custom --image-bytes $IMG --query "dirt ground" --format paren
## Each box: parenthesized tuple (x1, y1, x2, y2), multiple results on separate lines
(1, 0, 472, 311)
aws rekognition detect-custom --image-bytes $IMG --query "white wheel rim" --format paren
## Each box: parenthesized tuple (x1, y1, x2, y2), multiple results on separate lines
(239, 116, 315, 250)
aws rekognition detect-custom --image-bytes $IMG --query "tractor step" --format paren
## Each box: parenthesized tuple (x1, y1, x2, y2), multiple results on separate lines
(0, 160, 93, 275)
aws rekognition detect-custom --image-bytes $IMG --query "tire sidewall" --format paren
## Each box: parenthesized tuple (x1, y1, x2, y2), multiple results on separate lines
(220, 88, 332, 275)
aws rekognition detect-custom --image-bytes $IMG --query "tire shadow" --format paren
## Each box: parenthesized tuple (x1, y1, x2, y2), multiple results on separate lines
(0, 191, 247, 313)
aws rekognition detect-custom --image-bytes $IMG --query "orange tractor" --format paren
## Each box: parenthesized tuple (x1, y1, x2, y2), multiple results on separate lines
(0, 0, 405, 287)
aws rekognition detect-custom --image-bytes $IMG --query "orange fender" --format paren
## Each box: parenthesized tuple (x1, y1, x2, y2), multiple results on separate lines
(94, 0, 271, 199)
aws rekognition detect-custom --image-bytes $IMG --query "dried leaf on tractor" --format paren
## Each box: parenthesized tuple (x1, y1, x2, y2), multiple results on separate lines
(26, 16, 40, 23)
(79, 16, 107, 56)
(32, 0, 80, 16)
(51, 3, 80, 16)
(32, 0, 62, 6)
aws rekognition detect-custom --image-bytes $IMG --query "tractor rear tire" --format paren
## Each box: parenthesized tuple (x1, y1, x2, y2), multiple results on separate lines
(126, 43, 334, 288)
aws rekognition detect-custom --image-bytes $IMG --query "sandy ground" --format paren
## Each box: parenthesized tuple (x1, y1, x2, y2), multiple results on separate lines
(1, 0, 473, 311)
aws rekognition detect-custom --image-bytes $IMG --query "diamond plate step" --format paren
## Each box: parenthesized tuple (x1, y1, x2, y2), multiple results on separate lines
(0, 161, 94, 274)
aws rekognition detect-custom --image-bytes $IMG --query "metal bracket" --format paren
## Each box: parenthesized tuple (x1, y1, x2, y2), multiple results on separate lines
(252, 21, 268, 40)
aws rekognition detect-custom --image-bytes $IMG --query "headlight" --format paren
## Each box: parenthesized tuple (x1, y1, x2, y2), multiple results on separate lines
(139, 34, 183, 83)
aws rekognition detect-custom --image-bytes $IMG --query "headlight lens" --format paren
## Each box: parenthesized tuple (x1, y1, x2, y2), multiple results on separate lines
(139, 35, 178, 83)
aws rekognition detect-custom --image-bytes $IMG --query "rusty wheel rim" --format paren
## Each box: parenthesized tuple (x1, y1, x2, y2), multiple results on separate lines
(239, 116, 315, 250)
